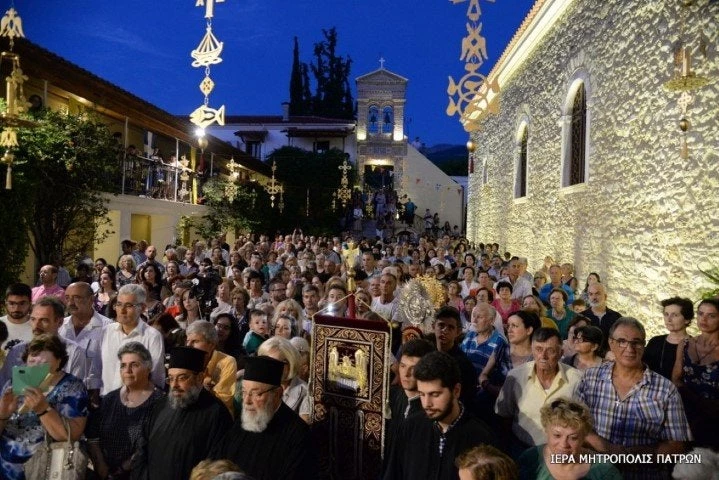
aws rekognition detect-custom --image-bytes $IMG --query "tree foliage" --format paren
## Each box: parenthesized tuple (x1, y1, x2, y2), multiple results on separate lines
(0, 108, 119, 293)
(265, 146, 355, 235)
(183, 177, 262, 240)
(288, 28, 354, 119)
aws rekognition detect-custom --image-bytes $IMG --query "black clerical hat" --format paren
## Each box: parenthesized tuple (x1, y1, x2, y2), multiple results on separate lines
(168, 346, 205, 372)
(244, 355, 284, 386)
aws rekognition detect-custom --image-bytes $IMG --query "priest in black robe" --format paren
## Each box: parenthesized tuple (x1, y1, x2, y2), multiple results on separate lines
(383, 351, 495, 480)
(132, 346, 232, 480)
(210, 355, 316, 480)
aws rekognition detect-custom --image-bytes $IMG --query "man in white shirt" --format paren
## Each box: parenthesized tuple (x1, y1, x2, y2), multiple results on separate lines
(495, 258, 532, 300)
(100, 283, 165, 395)
(0, 283, 33, 351)
(59, 282, 110, 397)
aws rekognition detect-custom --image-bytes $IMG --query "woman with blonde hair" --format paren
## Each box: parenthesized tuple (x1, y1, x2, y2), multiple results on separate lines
(257, 337, 310, 423)
(116, 254, 136, 288)
(517, 398, 621, 479)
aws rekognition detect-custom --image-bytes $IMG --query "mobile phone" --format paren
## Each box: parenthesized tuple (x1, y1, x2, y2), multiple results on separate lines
(12, 364, 50, 395)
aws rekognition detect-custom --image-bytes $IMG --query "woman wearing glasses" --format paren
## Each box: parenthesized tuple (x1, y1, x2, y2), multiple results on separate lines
(560, 326, 604, 372)
(87, 342, 163, 480)
(517, 398, 621, 479)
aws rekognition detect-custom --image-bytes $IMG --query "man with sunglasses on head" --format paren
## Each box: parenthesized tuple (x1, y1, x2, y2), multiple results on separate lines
(210, 355, 315, 480)
(576, 317, 691, 480)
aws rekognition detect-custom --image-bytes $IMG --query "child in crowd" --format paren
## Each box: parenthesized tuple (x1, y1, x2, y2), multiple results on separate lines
(242, 309, 269, 355)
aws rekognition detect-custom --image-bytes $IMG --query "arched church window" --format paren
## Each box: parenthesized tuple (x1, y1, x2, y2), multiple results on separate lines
(368, 106, 379, 135)
(515, 125, 528, 198)
(382, 106, 394, 134)
(569, 83, 586, 185)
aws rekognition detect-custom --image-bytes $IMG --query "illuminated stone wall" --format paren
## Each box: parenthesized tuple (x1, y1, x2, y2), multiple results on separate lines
(467, 0, 719, 335)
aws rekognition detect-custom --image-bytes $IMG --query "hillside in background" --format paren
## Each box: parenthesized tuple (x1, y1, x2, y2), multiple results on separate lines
(423, 144, 468, 176)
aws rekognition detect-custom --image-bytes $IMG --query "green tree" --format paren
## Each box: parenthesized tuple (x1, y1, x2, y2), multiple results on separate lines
(288, 28, 354, 119)
(265, 146, 355, 235)
(0, 108, 119, 293)
(186, 177, 262, 240)
(289, 36, 305, 116)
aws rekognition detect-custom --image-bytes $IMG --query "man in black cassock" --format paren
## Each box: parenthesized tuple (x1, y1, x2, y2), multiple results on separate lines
(132, 346, 231, 480)
(383, 351, 495, 480)
(386, 338, 435, 459)
(209, 355, 315, 480)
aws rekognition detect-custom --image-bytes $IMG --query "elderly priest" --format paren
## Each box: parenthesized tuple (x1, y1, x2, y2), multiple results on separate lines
(134, 346, 232, 480)
(209, 355, 315, 480)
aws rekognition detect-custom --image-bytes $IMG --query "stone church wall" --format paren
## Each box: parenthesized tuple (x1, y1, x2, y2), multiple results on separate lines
(467, 0, 719, 334)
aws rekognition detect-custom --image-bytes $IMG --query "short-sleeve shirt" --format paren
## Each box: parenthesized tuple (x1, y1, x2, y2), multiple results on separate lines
(0, 373, 88, 480)
(576, 362, 691, 448)
(460, 328, 507, 375)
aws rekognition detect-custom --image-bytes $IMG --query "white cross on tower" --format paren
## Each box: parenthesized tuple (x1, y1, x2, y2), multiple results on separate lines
(379, 57, 386, 69)
(196, 0, 225, 19)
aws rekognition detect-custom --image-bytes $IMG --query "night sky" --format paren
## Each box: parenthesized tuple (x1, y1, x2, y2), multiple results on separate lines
(15, 0, 535, 146)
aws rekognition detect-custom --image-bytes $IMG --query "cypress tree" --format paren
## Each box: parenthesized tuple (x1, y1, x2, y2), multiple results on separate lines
(289, 37, 304, 115)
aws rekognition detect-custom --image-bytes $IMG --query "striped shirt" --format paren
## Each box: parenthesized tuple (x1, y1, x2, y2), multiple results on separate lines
(460, 328, 507, 375)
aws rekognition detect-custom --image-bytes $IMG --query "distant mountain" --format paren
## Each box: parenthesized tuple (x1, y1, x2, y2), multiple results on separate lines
(423, 144, 468, 176)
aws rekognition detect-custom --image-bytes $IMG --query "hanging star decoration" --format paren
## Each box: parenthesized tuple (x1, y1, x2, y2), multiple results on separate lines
(189, 0, 226, 129)
(447, 0, 500, 132)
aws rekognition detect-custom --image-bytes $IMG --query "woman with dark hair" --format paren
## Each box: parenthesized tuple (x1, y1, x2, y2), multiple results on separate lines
(561, 325, 604, 371)
(138, 263, 163, 302)
(496, 310, 540, 380)
(672, 298, 719, 449)
(579, 272, 601, 304)
(0, 334, 88, 480)
(175, 287, 204, 328)
(87, 342, 164, 479)
(149, 312, 186, 354)
(643, 296, 693, 379)
(213, 313, 243, 360)
(492, 281, 521, 326)
(94, 271, 118, 317)
(246, 271, 269, 309)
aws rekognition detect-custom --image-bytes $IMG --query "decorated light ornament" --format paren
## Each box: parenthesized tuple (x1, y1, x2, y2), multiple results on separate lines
(0, 5, 38, 189)
(447, 0, 500, 132)
(189, 0, 226, 130)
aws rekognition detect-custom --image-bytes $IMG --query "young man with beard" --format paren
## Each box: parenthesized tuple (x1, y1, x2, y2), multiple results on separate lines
(383, 351, 495, 480)
(209, 355, 315, 480)
(0, 283, 33, 351)
(136, 346, 231, 480)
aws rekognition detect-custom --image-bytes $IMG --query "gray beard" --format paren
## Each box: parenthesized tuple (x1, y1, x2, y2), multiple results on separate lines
(168, 383, 203, 410)
(241, 402, 275, 432)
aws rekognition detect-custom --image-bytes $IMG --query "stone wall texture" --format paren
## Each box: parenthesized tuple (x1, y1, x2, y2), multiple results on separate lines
(467, 0, 719, 335)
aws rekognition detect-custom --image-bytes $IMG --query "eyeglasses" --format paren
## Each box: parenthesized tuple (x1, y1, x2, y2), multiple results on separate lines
(166, 373, 194, 384)
(610, 337, 645, 350)
(572, 335, 589, 343)
(215, 323, 231, 330)
(114, 303, 141, 310)
(242, 386, 279, 401)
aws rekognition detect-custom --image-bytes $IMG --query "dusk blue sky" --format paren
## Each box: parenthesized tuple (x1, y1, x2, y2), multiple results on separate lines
(17, 0, 535, 146)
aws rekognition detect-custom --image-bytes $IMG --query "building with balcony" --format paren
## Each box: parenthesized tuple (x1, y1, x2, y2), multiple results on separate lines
(2, 38, 271, 282)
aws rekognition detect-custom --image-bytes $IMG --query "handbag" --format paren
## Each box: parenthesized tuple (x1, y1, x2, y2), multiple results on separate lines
(24, 416, 88, 480)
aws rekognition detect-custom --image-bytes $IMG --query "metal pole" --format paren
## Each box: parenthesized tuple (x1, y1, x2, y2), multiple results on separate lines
(174, 138, 179, 202)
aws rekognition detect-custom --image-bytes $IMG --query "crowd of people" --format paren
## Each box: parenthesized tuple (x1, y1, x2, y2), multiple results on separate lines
(0, 229, 717, 480)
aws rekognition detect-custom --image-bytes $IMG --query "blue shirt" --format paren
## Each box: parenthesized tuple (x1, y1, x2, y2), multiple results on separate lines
(460, 328, 507, 375)
(538, 283, 575, 306)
